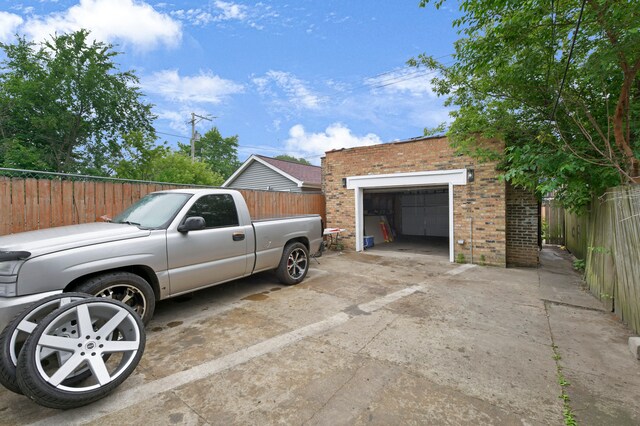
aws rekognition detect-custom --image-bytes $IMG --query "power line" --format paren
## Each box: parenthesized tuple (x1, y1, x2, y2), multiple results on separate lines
(156, 130, 190, 140)
(367, 53, 453, 79)
(552, 0, 587, 119)
(369, 67, 442, 89)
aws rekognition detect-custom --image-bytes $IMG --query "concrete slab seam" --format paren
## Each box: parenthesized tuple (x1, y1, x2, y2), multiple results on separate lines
(29, 285, 426, 425)
(542, 298, 606, 312)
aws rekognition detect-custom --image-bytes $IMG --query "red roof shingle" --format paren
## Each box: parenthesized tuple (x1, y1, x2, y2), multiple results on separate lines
(256, 155, 321, 185)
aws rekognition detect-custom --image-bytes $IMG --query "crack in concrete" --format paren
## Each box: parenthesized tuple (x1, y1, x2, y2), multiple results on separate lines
(170, 389, 212, 426)
(543, 298, 575, 424)
(542, 298, 606, 312)
(302, 364, 366, 425)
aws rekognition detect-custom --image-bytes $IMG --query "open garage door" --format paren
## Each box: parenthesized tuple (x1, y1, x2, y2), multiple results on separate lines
(363, 187, 449, 257)
(345, 168, 469, 262)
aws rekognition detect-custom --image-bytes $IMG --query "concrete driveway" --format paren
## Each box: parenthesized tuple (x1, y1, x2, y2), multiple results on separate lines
(1, 247, 638, 425)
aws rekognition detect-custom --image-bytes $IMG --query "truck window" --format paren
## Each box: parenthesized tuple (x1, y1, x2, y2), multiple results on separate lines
(113, 193, 192, 229)
(184, 194, 240, 228)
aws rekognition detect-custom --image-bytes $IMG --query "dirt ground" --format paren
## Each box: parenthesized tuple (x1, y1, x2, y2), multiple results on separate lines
(0, 246, 638, 425)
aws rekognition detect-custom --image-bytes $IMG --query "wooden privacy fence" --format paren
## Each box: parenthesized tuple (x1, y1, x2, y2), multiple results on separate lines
(0, 175, 326, 236)
(541, 199, 565, 245)
(567, 185, 640, 334)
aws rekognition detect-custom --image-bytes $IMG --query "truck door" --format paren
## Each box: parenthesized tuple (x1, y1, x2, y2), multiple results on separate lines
(166, 194, 251, 295)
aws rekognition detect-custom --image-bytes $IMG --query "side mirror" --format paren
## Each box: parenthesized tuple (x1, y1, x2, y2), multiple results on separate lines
(178, 216, 206, 233)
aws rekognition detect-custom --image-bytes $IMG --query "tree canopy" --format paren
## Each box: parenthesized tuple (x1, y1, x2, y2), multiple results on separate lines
(113, 132, 224, 186)
(274, 154, 312, 165)
(177, 127, 241, 179)
(414, 0, 640, 209)
(0, 30, 156, 174)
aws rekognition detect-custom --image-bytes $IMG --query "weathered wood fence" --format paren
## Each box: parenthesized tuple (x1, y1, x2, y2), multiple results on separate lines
(541, 199, 565, 245)
(0, 174, 326, 236)
(563, 185, 640, 334)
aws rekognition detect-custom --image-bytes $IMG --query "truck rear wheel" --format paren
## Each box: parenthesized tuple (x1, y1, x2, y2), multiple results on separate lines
(75, 272, 155, 324)
(276, 242, 309, 285)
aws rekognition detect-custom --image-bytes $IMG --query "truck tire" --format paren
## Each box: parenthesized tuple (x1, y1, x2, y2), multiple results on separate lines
(0, 293, 90, 394)
(276, 242, 309, 285)
(75, 272, 155, 324)
(16, 298, 145, 410)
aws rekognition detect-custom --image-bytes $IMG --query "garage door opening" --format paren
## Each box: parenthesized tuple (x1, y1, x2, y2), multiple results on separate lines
(363, 187, 449, 257)
(346, 168, 468, 262)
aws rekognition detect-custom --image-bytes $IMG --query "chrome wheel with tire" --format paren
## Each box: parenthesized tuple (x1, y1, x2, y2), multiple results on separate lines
(276, 242, 309, 285)
(16, 298, 145, 409)
(76, 272, 155, 324)
(0, 293, 90, 394)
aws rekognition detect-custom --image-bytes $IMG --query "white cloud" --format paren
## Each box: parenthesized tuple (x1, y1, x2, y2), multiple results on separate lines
(284, 123, 382, 160)
(253, 70, 325, 111)
(143, 69, 244, 104)
(20, 0, 181, 50)
(365, 68, 436, 97)
(170, 9, 214, 26)
(213, 1, 247, 21)
(0, 12, 23, 42)
(169, 2, 276, 30)
(156, 107, 213, 135)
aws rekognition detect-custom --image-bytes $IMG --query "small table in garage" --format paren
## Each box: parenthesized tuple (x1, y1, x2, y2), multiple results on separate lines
(323, 228, 346, 250)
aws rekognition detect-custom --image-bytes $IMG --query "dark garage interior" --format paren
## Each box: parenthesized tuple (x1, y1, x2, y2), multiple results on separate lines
(363, 187, 449, 256)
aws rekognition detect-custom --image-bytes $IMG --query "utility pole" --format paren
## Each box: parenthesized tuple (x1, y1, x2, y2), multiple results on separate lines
(189, 112, 213, 162)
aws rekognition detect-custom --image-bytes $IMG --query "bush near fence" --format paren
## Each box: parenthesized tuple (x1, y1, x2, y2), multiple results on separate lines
(564, 185, 640, 334)
(0, 168, 326, 236)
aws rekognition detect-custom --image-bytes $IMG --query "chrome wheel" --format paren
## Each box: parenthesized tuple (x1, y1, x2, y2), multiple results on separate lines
(16, 298, 145, 409)
(0, 293, 90, 394)
(287, 247, 308, 280)
(77, 272, 155, 325)
(95, 283, 147, 318)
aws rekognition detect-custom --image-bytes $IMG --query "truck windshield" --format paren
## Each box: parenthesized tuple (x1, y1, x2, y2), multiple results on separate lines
(112, 193, 192, 229)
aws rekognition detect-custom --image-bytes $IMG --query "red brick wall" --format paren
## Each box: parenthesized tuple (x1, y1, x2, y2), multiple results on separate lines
(322, 136, 509, 266)
(506, 183, 540, 267)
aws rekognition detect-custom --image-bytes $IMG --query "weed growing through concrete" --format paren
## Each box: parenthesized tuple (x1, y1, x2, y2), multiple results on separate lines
(551, 343, 577, 426)
(479, 254, 486, 266)
(456, 253, 466, 264)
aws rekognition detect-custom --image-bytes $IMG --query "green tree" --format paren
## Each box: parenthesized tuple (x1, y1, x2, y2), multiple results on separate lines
(274, 154, 312, 165)
(178, 127, 241, 179)
(146, 152, 224, 186)
(0, 30, 155, 174)
(414, 0, 640, 209)
(114, 133, 223, 185)
(112, 132, 170, 181)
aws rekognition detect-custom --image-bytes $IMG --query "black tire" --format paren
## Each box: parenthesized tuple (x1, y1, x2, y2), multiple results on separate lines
(76, 272, 155, 324)
(276, 242, 310, 285)
(0, 292, 91, 394)
(16, 298, 145, 410)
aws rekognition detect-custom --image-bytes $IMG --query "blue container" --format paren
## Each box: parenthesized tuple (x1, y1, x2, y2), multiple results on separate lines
(363, 235, 374, 249)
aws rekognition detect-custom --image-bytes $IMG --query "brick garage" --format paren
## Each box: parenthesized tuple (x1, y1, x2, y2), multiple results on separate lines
(321, 136, 539, 267)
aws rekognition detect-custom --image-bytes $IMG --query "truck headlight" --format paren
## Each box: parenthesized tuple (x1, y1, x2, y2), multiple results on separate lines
(0, 283, 16, 297)
(0, 260, 22, 275)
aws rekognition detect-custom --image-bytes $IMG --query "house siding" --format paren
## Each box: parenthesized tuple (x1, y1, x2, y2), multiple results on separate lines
(226, 162, 301, 192)
(323, 136, 517, 267)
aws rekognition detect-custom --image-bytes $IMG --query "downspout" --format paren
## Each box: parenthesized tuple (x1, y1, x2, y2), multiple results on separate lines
(470, 217, 473, 264)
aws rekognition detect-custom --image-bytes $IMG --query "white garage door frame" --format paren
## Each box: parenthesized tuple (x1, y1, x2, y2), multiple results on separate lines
(346, 169, 469, 262)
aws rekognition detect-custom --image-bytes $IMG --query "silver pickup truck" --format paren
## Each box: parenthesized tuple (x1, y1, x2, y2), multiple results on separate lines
(0, 189, 323, 327)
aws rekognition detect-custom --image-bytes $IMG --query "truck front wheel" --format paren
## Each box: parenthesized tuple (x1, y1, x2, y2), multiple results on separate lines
(75, 272, 155, 324)
(276, 242, 309, 285)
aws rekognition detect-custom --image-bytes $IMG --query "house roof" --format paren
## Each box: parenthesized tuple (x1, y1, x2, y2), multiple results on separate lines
(222, 154, 322, 189)
(255, 155, 321, 185)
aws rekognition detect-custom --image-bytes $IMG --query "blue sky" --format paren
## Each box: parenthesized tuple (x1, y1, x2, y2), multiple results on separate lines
(0, 0, 461, 164)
